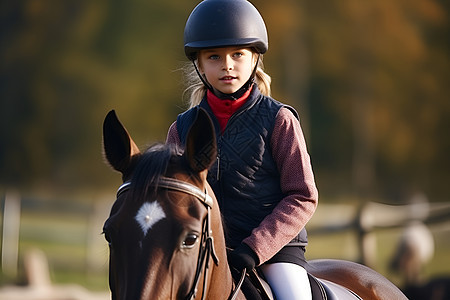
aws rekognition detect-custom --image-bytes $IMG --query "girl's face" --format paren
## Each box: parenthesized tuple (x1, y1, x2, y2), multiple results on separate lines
(198, 47, 257, 95)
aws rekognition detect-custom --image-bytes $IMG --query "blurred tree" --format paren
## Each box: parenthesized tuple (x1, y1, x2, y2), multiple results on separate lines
(0, 1, 193, 190)
(0, 0, 448, 202)
(303, 0, 449, 201)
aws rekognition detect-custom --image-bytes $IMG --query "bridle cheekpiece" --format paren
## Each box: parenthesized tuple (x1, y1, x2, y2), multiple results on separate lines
(116, 176, 219, 300)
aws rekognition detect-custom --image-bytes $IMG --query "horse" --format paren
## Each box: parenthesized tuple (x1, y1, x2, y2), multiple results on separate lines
(390, 221, 435, 287)
(102, 108, 407, 300)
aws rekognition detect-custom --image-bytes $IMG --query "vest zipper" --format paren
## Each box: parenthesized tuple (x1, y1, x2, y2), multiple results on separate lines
(216, 155, 220, 180)
(215, 139, 225, 211)
(216, 142, 221, 181)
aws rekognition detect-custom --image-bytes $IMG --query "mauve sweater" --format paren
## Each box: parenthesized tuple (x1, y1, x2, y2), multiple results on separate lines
(166, 91, 318, 265)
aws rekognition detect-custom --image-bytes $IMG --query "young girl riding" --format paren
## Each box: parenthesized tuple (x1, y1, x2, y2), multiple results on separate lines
(166, 0, 318, 299)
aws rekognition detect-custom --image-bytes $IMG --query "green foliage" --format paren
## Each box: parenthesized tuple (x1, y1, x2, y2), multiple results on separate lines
(1, 0, 449, 201)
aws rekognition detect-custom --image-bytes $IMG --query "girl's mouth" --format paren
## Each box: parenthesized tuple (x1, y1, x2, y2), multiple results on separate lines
(220, 76, 237, 82)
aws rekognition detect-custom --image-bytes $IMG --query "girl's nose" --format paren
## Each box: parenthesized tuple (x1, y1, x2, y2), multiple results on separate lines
(223, 55, 233, 70)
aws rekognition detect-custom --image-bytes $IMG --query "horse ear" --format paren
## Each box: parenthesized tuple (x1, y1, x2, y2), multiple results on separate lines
(184, 107, 217, 173)
(103, 110, 140, 174)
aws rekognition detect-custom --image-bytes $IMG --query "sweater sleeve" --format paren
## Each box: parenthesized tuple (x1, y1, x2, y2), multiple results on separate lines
(243, 107, 318, 264)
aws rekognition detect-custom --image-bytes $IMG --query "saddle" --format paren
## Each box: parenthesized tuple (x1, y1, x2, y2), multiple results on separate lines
(231, 266, 360, 300)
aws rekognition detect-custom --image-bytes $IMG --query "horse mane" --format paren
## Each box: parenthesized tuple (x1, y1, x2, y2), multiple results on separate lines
(130, 143, 182, 201)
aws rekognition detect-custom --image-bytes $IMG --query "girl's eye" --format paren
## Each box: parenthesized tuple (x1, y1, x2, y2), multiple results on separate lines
(209, 55, 220, 60)
(233, 52, 243, 58)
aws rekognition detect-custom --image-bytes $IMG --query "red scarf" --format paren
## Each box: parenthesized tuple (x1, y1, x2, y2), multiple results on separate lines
(206, 86, 253, 132)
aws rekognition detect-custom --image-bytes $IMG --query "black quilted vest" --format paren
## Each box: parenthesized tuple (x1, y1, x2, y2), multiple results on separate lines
(176, 87, 307, 248)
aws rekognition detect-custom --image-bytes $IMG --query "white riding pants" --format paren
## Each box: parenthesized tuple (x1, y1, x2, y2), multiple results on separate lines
(260, 262, 312, 300)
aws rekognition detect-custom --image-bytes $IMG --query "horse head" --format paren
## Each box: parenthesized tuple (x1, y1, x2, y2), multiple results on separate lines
(102, 108, 232, 300)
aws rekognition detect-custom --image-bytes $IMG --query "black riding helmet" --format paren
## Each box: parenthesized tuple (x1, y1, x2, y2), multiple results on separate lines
(184, 0, 268, 99)
(184, 0, 268, 61)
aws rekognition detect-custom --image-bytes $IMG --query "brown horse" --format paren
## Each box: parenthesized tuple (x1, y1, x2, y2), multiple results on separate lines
(102, 108, 407, 300)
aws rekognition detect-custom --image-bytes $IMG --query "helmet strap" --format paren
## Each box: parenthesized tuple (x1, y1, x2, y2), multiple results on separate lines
(192, 60, 215, 93)
(192, 54, 260, 100)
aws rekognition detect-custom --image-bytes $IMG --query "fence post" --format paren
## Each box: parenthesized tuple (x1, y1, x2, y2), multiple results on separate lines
(1, 190, 21, 278)
(357, 203, 377, 267)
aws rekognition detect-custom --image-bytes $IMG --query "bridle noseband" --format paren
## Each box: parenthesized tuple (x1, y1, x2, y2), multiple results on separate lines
(116, 177, 224, 300)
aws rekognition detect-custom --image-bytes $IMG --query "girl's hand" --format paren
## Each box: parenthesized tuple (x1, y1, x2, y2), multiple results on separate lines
(228, 243, 259, 271)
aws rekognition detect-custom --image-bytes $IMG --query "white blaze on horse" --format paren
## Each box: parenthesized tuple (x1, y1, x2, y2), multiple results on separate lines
(102, 108, 407, 300)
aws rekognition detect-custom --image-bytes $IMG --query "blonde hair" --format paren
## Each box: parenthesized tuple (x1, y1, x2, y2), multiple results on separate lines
(182, 55, 272, 108)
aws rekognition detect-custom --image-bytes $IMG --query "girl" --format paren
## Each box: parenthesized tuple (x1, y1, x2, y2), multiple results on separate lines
(166, 0, 318, 299)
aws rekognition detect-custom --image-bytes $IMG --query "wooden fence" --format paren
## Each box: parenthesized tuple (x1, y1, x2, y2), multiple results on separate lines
(1, 190, 449, 298)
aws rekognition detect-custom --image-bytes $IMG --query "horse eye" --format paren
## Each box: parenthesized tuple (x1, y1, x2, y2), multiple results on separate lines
(182, 234, 198, 249)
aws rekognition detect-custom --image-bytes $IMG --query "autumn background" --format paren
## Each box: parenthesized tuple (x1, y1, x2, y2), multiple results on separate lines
(1, 0, 449, 295)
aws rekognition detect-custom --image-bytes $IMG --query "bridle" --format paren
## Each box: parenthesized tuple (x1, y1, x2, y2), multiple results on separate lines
(116, 177, 245, 300)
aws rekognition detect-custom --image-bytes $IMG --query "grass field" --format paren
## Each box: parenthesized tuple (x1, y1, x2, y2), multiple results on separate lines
(1, 194, 111, 291)
(1, 195, 449, 292)
(307, 224, 450, 287)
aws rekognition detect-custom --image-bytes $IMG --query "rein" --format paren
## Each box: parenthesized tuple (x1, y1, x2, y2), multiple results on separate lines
(116, 177, 245, 300)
